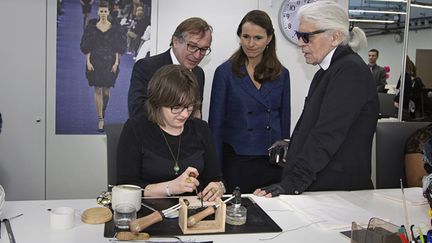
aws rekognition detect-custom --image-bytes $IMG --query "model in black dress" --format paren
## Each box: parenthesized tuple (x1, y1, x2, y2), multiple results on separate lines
(80, 1, 126, 132)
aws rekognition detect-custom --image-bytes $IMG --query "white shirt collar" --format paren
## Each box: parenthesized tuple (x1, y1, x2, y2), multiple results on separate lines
(319, 47, 337, 70)
(170, 48, 180, 65)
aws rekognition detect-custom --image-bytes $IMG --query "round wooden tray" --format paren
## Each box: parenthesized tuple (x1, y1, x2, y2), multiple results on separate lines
(81, 207, 112, 224)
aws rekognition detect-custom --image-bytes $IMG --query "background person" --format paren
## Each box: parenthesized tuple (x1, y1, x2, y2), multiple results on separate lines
(128, 17, 212, 118)
(80, 1, 126, 132)
(394, 56, 425, 120)
(367, 49, 387, 93)
(80, 0, 94, 29)
(404, 123, 432, 187)
(117, 65, 224, 201)
(254, 0, 379, 197)
(208, 10, 291, 193)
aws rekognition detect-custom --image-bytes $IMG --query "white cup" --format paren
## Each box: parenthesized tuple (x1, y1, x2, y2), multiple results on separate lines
(50, 207, 75, 229)
(111, 184, 142, 211)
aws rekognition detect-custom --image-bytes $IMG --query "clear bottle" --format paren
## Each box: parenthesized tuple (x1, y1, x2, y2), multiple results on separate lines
(226, 186, 247, 225)
(226, 203, 247, 225)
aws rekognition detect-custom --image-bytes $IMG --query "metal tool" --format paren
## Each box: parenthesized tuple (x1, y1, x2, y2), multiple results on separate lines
(189, 172, 203, 208)
(187, 195, 235, 227)
(3, 219, 15, 243)
(0, 214, 23, 242)
(130, 199, 190, 233)
(141, 202, 158, 212)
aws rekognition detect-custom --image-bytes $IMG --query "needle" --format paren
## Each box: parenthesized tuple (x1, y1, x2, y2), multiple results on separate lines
(189, 172, 203, 207)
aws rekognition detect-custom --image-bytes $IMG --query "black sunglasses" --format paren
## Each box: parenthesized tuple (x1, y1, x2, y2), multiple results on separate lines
(295, 29, 328, 43)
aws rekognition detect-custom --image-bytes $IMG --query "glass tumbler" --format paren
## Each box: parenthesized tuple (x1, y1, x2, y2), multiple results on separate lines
(114, 203, 137, 229)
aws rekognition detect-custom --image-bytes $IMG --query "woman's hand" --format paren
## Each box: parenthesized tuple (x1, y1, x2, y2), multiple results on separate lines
(86, 61, 94, 71)
(201, 181, 224, 202)
(169, 167, 199, 195)
(111, 63, 118, 73)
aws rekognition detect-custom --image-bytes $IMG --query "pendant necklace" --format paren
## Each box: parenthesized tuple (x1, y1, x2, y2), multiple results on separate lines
(159, 127, 182, 175)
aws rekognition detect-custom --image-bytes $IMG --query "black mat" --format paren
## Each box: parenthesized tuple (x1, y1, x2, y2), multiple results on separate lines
(104, 197, 282, 237)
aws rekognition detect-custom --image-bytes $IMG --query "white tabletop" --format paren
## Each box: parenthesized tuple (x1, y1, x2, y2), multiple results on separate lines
(0, 189, 429, 243)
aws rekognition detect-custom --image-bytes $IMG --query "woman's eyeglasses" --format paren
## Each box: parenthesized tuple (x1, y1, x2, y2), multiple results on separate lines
(170, 104, 195, 114)
(295, 29, 328, 44)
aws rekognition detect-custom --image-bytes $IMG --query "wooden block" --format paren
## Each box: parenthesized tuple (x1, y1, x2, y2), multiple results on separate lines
(179, 197, 226, 234)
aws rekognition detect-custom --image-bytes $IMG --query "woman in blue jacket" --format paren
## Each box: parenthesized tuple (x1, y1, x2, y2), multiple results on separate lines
(208, 10, 291, 193)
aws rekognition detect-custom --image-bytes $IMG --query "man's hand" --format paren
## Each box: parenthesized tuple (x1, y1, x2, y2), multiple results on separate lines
(253, 184, 285, 198)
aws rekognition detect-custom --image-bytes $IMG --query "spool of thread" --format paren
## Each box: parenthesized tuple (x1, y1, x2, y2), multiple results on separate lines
(111, 185, 142, 211)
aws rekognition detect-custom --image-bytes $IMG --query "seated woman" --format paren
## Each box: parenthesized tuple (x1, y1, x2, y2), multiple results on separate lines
(117, 64, 224, 201)
(404, 123, 432, 187)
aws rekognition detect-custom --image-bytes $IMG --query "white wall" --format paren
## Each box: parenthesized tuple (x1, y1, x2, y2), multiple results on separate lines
(0, 0, 46, 200)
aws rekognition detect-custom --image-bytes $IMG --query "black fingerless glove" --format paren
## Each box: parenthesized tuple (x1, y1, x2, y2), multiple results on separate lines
(261, 184, 286, 197)
(269, 139, 290, 166)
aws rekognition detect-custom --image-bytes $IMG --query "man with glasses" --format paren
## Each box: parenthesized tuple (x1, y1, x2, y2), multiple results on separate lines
(128, 17, 212, 118)
(254, 1, 379, 197)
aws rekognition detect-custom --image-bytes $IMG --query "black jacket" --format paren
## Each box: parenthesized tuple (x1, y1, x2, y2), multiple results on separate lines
(279, 45, 379, 194)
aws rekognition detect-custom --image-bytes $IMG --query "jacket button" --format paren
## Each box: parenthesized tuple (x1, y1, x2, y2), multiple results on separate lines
(267, 109, 271, 113)
(266, 126, 270, 130)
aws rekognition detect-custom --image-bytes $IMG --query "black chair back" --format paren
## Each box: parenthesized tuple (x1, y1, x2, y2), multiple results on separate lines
(378, 93, 397, 118)
(375, 121, 429, 188)
(105, 123, 124, 186)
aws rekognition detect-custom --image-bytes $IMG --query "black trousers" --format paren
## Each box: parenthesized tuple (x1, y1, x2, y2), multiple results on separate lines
(222, 144, 282, 194)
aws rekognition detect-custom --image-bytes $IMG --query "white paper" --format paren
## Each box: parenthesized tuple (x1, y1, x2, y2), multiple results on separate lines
(373, 187, 427, 206)
(279, 194, 375, 230)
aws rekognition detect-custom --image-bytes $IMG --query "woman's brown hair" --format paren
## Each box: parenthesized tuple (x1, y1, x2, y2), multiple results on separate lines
(145, 64, 201, 125)
(230, 10, 283, 83)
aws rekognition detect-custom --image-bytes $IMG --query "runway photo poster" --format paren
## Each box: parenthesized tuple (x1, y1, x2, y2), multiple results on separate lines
(56, 0, 152, 134)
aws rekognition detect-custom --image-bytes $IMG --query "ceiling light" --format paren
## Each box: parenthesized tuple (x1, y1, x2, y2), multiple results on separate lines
(349, 9, 406, 14)
(369, 0, 406, 2)
(367, 0, 432, 9)
(411, 3, 432, 9)
(349, 18, 396, 23)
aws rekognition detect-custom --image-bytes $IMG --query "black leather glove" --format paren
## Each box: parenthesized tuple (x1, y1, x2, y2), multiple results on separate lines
(260, 184, 285, 197)
(268, 139, 290, 166)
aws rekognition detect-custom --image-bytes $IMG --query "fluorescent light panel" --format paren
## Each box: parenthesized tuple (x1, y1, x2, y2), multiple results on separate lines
(367, 0, 432, 9)
(411, 3, 432, 9)
(349, 18, 396, 23)
(349, 9, 406, 14)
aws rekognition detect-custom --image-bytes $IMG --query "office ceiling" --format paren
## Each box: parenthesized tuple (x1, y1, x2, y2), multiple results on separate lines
(349, 0, 432, 36)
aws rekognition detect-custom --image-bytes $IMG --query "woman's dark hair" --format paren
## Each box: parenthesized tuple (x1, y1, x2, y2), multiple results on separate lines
(99, 1, 109, 8)
(146, 64, 201, 125)
(230, 10, 282, 83)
